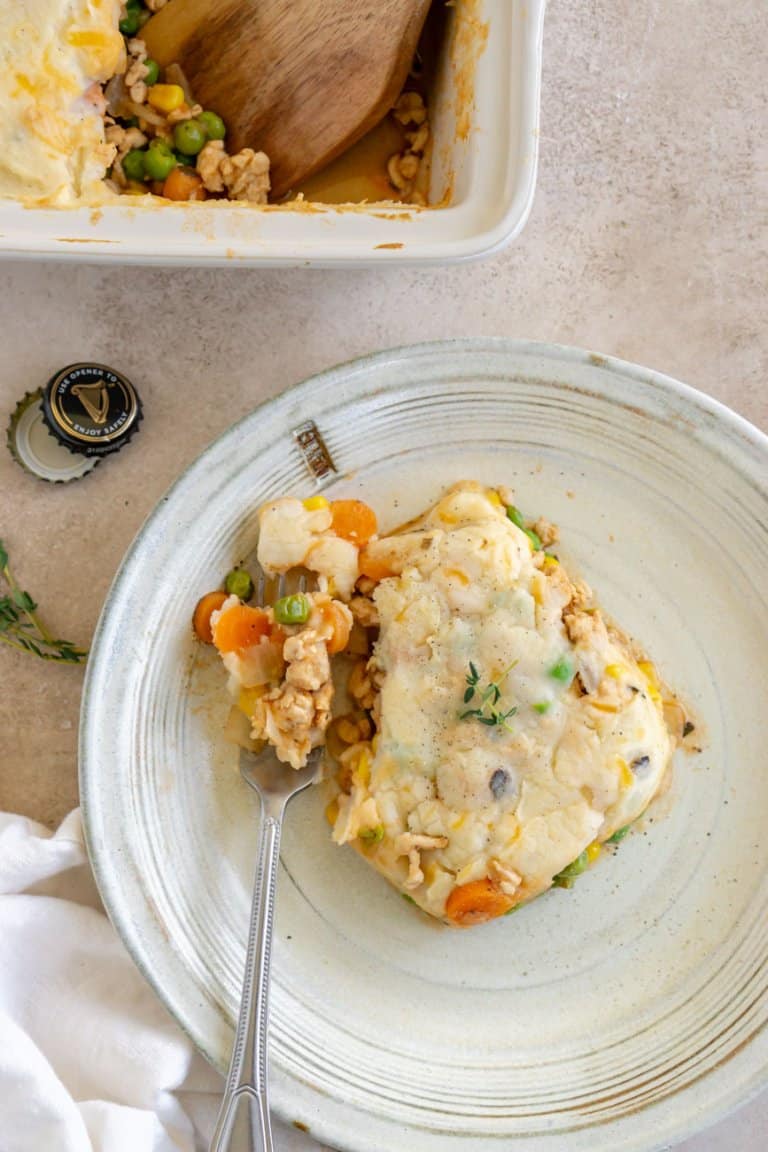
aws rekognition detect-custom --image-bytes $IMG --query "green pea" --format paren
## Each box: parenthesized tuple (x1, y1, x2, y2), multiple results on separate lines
(224, 568, 254, 601)
(359, 825, 384, 845)
(144, 58, 160, 86)
(173, 119, 207, 157)
(607, 824, 631, 844)
(197, 110, 227, 141)
(505, 505, 542, 550)
(532, 701, 551, 714)
(548, 655, 574, 684)
(274, 593, 311, 625)
(122, 149, 147, 182)
(143, 141, 177, 181)
(553, 849, 589, 886)
(563, 850, 589, 876)
(137, 9, 151, 29)
(119, 10, 141, 35)
(506, 505, 526, 530)
(119, 3, 142, 35)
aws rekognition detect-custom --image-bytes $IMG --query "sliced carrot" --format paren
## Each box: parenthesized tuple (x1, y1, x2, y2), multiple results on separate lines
(192, 591, 228, 644)
(322, 601, 352, 655)
(358, 548, 395, 583)
(330, 500, 378, 546)
(162, 166, 206, 201)
(445, 878, 514, 926)
(212, 603, 271, 653)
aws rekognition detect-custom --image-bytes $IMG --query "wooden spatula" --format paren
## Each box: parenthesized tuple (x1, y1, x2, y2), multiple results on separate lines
(142, 0, 432, 198)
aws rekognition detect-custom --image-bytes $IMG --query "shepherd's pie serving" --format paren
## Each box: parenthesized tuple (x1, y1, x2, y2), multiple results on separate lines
(194, 482, 684, 927)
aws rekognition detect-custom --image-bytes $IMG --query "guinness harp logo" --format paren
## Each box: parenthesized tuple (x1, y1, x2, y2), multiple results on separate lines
(42, 363, 141, 457)
(71, 379, 110, 425)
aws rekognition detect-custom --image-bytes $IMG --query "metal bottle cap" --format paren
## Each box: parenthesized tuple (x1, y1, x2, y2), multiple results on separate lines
(7, 363, 142, 483)
(41, 363, 142, 457)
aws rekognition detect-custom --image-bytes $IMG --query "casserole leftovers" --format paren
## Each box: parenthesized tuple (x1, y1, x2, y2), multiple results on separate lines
(2, 0, 432, 206)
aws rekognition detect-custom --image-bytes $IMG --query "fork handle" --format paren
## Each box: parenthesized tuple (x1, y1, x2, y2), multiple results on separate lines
(210, 804, 283, 1152)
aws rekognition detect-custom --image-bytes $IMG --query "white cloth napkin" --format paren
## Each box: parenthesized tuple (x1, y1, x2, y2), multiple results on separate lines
(0, 809, 329, 1152)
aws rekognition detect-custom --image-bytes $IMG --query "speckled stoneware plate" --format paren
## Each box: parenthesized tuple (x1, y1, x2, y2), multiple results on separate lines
(81, 340, 768, 1152)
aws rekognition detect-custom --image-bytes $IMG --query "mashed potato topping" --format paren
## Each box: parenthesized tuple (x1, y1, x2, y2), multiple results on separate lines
(0, 1, 123, 204)
(200, 482, 678, 927)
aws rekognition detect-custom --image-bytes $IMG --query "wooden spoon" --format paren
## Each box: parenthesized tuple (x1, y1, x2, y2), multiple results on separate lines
(142, 0, 432, 198)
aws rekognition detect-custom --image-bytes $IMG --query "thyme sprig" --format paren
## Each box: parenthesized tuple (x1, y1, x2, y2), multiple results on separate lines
(0, 540, 87, 663)
(460, 660, 518, 731)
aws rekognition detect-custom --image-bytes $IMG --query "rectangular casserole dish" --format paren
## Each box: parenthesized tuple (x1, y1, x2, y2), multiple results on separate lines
(0, 0, 545, 267)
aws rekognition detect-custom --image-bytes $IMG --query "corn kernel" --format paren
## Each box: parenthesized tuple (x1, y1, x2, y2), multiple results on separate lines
(486, 489, 503, 507)
(325, 799, 339, 826)
(605, 663, 624, 679)
(542, 555, 559, 570)
(147, 84, 185, 113)
(238, 686, 264, 717)
(303, 494, 329, 511)
(586, 841, 602, 865)
(354, 750, 370, 786)
(617, 756, 634, 789)
(637, 660, 661, 702)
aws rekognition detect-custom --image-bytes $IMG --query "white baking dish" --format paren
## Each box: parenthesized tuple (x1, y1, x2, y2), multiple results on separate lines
(0, 0, 544, 267)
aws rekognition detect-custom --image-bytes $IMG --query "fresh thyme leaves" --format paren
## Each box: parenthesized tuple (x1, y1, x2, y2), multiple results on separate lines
(463, 661, 480, 702)
(0, 539, 87, 664)
(460, 660, 518, 731)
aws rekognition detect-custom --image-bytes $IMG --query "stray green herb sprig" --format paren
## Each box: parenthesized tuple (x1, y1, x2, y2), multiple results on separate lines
(0, 540, 87, 663)
(460, 660, 518, 731)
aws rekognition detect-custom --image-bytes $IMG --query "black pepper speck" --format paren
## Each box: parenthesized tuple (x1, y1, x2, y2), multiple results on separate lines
(489, 768, 510, 799)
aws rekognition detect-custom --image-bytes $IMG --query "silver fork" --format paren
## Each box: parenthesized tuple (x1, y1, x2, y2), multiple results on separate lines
(210, 572, 322, 1152)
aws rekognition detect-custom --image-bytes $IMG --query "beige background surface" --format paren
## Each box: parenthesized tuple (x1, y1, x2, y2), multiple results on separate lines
(0, 2, 766, 1149)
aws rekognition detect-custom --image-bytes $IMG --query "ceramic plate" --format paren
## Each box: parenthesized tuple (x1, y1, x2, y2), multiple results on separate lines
(81, 340, 768, 1152)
